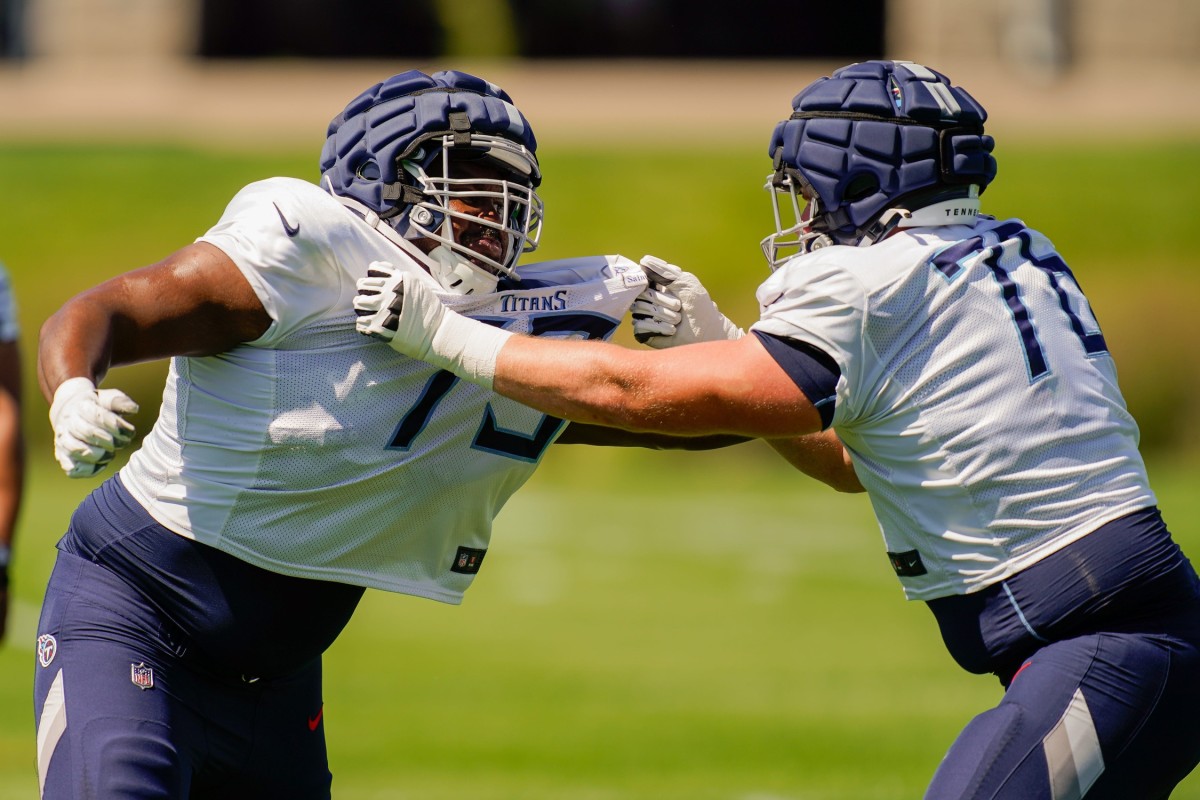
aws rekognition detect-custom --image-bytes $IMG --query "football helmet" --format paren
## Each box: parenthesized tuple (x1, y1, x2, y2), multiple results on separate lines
(761, 60, 998, 269)
(320, 69, 544, 294)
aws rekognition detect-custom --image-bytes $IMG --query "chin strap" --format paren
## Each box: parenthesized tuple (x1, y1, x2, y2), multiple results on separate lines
(427, 246, 499, 295)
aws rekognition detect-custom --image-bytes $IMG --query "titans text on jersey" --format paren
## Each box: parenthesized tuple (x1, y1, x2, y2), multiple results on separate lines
(500, 290, 569, 313)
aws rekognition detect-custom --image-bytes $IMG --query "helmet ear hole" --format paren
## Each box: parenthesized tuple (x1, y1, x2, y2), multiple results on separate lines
(356, 161, 381, 181)
(844, 173, 878, 202)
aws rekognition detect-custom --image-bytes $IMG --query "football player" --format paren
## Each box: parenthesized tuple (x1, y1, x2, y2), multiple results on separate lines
(34, 69, 737, 799)
(0, 260, 22, 647)
(355, 61, 1200, 799)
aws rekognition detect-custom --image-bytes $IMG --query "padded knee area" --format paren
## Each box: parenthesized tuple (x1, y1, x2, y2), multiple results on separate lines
(925, 704, 1025, 800)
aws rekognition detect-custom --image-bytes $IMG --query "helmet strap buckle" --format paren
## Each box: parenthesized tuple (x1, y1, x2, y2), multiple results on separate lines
(448, 111, 472, 146)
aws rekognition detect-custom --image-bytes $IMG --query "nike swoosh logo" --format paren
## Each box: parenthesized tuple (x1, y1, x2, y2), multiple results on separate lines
(274, 202, 300, 238)
(308, 705, 324, 731)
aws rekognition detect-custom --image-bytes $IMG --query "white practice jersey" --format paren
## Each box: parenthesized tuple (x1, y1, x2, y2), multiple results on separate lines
(120, 177, 648, 603)
(752, 216, 1155, 600)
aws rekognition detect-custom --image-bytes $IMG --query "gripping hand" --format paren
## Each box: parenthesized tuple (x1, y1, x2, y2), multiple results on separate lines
(632, 256, 744, 348)
(354, 261, 511, 387)
(353, 261, 440, 356)
(49, 377, 139, 478)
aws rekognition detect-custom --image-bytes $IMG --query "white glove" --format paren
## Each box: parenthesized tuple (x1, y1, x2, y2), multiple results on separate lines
(632, 255, 744, 348)
(49, 377, 139, 479)
(354, 261, 512, 387)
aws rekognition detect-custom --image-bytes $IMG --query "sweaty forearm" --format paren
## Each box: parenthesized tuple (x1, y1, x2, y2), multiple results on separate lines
(493, 336, 669, 431)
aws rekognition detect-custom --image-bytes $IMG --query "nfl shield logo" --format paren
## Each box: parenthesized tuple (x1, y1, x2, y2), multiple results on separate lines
(130, 662, 155, 690)
(450, 545, 486, 575)
(36, 634, 57, 668)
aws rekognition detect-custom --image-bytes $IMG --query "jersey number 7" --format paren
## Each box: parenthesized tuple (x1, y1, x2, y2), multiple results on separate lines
(386, 311, 620, 462)
(931, 222, 1107, 382)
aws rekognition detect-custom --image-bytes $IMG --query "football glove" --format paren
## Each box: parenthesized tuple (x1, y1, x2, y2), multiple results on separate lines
(354, 261, 512, 387)
(632, 255, 744, 347)
(49, 377, 139, 478)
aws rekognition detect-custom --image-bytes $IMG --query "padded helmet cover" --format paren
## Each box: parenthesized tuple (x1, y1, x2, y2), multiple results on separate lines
(769, 60, 997, 241)
(320, 69, 540, 219)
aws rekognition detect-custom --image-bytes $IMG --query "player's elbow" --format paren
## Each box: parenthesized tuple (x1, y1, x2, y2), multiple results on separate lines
(827, 474, 867, 493)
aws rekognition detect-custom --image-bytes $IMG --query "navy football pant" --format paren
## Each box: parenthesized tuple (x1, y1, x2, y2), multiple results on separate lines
(34, 478, 364, 799)
(924, 629, 1200, 799)
(924, 508, 1200, 798)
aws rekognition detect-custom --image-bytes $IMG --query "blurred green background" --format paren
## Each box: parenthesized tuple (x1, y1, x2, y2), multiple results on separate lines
(4, 138, 1200, 453)
(2, 133, 1200, 798)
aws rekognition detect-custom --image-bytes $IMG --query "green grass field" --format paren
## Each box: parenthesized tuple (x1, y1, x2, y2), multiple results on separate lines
(5, 450, 1200, 798)
(1, 140, 1199, 797)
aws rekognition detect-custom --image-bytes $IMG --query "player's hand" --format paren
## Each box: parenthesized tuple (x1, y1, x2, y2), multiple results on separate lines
(354, 261, 512, 387)
(632, 256, 744, 348)
(49, 377, 139, 478)
(354, 261, 444, 361)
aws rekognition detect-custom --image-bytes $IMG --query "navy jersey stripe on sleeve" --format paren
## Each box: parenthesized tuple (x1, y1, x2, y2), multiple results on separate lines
(752, 330, 839, 429)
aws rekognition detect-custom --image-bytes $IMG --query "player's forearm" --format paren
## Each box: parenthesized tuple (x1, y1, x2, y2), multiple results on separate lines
(38, 302, 119, 401)
(0, 371, 21, 616)
(0, 405, 20, 537)
(493, 336, 683, 432)
(768, 431, 864, 493)
(0, 436, 24, 545)
(356, 270, 822, 439)
(556, 422, 750, 450)
(0, 343, 24, 510)
(492, 335, 818, 439)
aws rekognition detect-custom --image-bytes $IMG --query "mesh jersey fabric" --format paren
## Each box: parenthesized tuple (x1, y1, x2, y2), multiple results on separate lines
(119, 177, 647, 602)
(751, 216, 1155, 600)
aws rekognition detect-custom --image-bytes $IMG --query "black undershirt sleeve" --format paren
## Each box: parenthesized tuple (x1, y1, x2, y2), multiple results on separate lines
(751, 330, 840, 430)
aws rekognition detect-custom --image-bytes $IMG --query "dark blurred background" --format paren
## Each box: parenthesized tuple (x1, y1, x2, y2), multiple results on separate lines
(13, 0, 1180, 90)
(195, 0, 885, 61)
